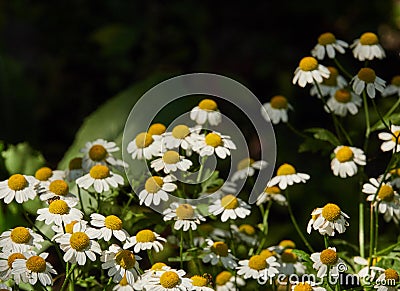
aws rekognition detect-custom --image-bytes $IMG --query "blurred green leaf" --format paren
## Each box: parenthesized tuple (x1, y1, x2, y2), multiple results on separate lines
(298, 137, 332, 155)
(371, 112, 400, 132)
(2, 142, 46, 175)
(305, 128, 340, 146)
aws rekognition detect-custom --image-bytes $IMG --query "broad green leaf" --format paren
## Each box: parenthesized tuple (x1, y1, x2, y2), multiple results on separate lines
(305, 127, 341, 146)
(371, 112, 400, 132)
(2, 142, 45, 175)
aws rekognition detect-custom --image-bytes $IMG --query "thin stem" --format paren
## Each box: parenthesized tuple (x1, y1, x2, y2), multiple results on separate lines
(371, 99, 391, 132)
(196, 156, 207, 184)
(179, 230, 184, 269)
(333, 58, 353, 79)
(147, 249, 154, 266)
(368, 203, 375, 270)
(61, 264, 77, 291)
(256, 200, 273, 254)
(286, 122, 309, 139)
(324, 235, 330, 249)
(103, 277, 113, 291)
(362, 91, 370, 151)
(77, 186, 85, 217)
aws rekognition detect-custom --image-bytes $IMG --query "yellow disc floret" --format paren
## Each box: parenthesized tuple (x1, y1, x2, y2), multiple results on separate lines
(279, 239, 296, 249)
(7, 253, 25, 268)
(237, 158, 254, 170)
(378, 185, 395, 202)
(391, 75, 400, 86)
(299, 57, 318, 72)
(335, 146, 354, 162)
(148, 123, 166, 136)
(160, 271, 180, 288)
(215, 271, 232, 286)
(135, 132, 153, 148)
(144, 176, 164, 193)
(270, 95, 288, 109)
(172, 125, 190, 139)
(294, 282, 314, 291)
(259, 249, 274, 259)
(119, 274, 129, 286)
(248, 254, 267, 270)
(384, 268, 399, 281)
(88, 145, 108, 161)
(115, 250, 136, 269)
(35, 167, 53, 181)
(357, 68, 376, 83)
(136, 229, 156, 243)
(321, 203, 342, 221)
(10, 227, 31, 244)
(265, 186, 281, 194)
(175, 204, 194, 219)
(239, 224, 256, 236)
(277, 163, 296, 176)
(392, 131, 400, 143)
(69, 232, 90, 251)
(151, 262, 167, 271)
(211, 241, 229, 257)
(322, 67, 339, 86)
(359, 32, 379, 45)
(26, 255, 47, 273)
(8, 174, 28, 191)
(318, 32, 336, 45)
(49, 180, 69, 196)
(281, 249, 298, 263)
(191, 275, 208, 287)
(104, 215, 123, 230)
(320, 248, 338, 265)
(69, 157, 83, 170)
(89, 165, 110, 179)
(65, 221, 79, 234)
(162, 151, 180, 164)
(49, 199, 69, 215)
(221, 194, 239, 209)
(205, 133, 223, 147)
(199, 99, 218, 111)
(334, 89, 352, 103)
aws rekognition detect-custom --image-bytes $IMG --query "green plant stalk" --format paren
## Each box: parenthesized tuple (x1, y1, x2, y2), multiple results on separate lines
(324, 235, 330, 249)
(147, 249, 154, 266)
(362, 91, 370, 147)
(77, 186, 86, 217)
(256, 200, 273, 254)
(368, 203, 375, 270)
(180, 230, 184, 269)
(196, 156, 207, 184)
(333, 58, 353, 79)
(61, 263, 77, 291)
(286, 121, 309, 139)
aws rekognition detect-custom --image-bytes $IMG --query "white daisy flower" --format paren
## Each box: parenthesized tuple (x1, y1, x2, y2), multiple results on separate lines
(151, 150, 193, 174)
(308, 203, 349, 236)
(353, 256, 384, 280)
(124, 229, 166, 253)
(310, 247, 346, 278)
(139, 175, 177, 206)
(331, 145, 366, 178)
(268, 163, 310, 190)
(0, 249, 25, 281)
(261, 95, 293, 124)
(310, 66, 348, 98)
(65, 157, 85, 182)
(189, 275, 214, 291)
(291, 281, 326, 291)
(52, 220, 88, 242)
(378, 124, 400, 152)
(190, 98, 222, 126)
(12, 251, 56, 286)
(38, 179, 78, 204)
(76, 164, 125, 193)
(325, 89, 362, 117)
(268, 239, 297, 255)
(127, 131, 163, 160)
(311, 32, 348, 60)
(113, 273, 136, 291)
(230, 224, 257, 246)
(374, 268, 399, 291)
(162, 124, 200, 152)
(36, 198, 83, 226)
(57, 221, 102, 265)
(382, 75, 400, 97)
(215, 271, 245, 291)
(351, 67, 386, 99)
(278, 249, 306, 275)
(236, 254, 280, 281)
(143, 266, 193, 291)
(192, 131, 236, 159)
(231, 158, 268, 182)
(351, 32, 386, 61)
(148, 123, 167, 137)
(256, 185, 287, 206)
(34, 166, 65, 188)
(0, 227, 43, 253)
(163, 202, 206, 231)
(90, 213, 130, 242)
(202, 239, 237, 269)
(0, 174, 37, 204)
(208, 194, 251, 222)
(292, 56, 330, 88)
(101, 244, 141, 285)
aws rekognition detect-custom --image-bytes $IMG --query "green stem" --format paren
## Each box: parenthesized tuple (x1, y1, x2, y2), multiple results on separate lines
(147, 249, 154, 266)
(179, 230, 184, 269)
(196, 156, 207, 184)
(122, 193, 134, 217)
(256, 200, 273, 254)
(103, 277, 113, 291)
(286, 122, 309, 139)
(368, 203, 375, 269)
(77, 186, 86, 217)
(324, 235, 330, 249)
(333, 58, 353, 79)
(362, 91, 370, 151)
(371, 99, 391, 131)
(61, 264, 77, 291)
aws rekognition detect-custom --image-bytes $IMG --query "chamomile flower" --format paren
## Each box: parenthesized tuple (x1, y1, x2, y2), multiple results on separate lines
(325, 89, 362, 117)
(202, 239, 237, 269)
(351, 32, 386, 61)
(208, 194, 251, 222)
(127, 131, 163, 160)
(151, 150, 193, 174)
(148, 123, 167, 137)
(268, 163, 310, 190)
(65, 157, 85, 181)
(310, 67, 348, 98)
(89, 213, 129, 242)
(215, 271, 245, 291)
(353, 256, 384, 280)
(101, 244, 141, 285)
(375, 268, 399, 291)
(0, 250, 25, 281)
(311, 32, 348, 60)
(292, 56, 330, 88)
(236, 254, 280, 281)
(162, 124, 199, 151)
(261, 95, 293, 124)
(291, 281, 326, 291)
(0, 227, 43, 253)
(0, 174, 37, 204)
(192, 132, 236, 159)
(143, 266, 193, 291)
(34, 167, 65, 188)
(190, 98, 222, 126)
(268, 239, 296, 255)
(36, 199, 83, 226)
(124, 229, 166, 253)
(139, 175, 177, 206)
(308, 203, 349, 236)
(113, 274, 136, 291)
(230, 224, 257, 246)
(256, 185, 287, 206)
(378, 125, 400, 152)
(12, 251, 56, 286)
(231, 158, 267, 182)
(311, 247, 345, 278)
(331, 145, 366, 178)
(38, 179, 78, 204)
(382, 75, 400, 97)
(351, 67, 386, 98)
(278, 249, 306, 275)
(163, 202, 206, 231)
(76, 164, 125, 193)
(52, 220, 88, 242)
(189, 275, 214, 291)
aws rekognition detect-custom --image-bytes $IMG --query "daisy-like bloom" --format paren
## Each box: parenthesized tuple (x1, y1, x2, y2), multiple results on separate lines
(127, 131, 162, 160)
(230, 224, 257, 246)
(52, 220, 88, 242)
(353, 256, 384, 280)
(278, 249, 306, 275)
(0, 227, 43, 253)
(310, 67, 348, 98)
(65, 157, 85, 182)
(101, 244, 141, 285)
(214, 270, 245, 291)
(351, 67, 386, 98)
(12, 251, 56, 286)
(190, 275, 214, 291)
(261, 95, 293, 124)
(163, 202, 206, 231)
(0, 249, 25, 281)
(162, 124, 200, 151)
(90, 213, 130, 242)
(292, 56, 330, 88)
(291, 281, 326, 291)
(151, 150, 193, 174)
(351, 32, 386, 61)
(374, 268, 399, 291)
(34, 166, 65, 188)
(325, 89, 362, 117)
(0, 174, 37, 204)
(267, 239, 296, 255)
(236, 254, 280, 281)
(190, 98, 222, 126)
(202, 239, 237, 269)
(124, 229, 166, 253)
(192, 131, 236, 159)
(208, 194, 251, 222)
(311, 32, 348, 60)
(256, 185, 287, 206)
(36, 198, 83, 226)
(143, 266, 193, 291)
(38, 179, 78, 204)
(139, 175, 177, 206)
(148, 123, 167, 137)
(308, 203, 349, 236)
(362, 178, 400, 223)
(379, 125, 400, 152)
(310, 247, 345, 278)
(76, 164, 124, 193)
(231, 158, 268, 182)
(112, 274, 136, 291)
(268, 163, 310, 190)
(382, 75, 400, 97)
(330, 145, 366, 178)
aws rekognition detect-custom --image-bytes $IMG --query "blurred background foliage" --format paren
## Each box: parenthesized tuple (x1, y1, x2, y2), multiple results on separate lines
(1, 0, 400, 251)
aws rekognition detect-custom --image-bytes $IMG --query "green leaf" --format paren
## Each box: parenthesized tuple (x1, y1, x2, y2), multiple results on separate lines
(2, 142, 46, 175)
(201, 170, 224, 194)
(298, 137, 332, 155)
(305, 127, 341, 146)
(371, 112, 400, 132)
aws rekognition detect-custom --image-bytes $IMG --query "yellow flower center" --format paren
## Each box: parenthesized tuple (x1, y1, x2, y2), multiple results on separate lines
(334, 89, 352, 103)
(237, 158, 254, 170)
(49, 199, 70, 215)
(160, 271, 180, 288)
(89, 165, 110, 179)
(320, 249, 338, 265)
(49, 180, 69, 196)
(359, 32, 379, 45)
(299, 57, 318, 71)
(321, 203, 342, 221)
(65, 221, 78, 234)
(259, 249, 274, 259)
(391, 75, 400, 86)
(135, 132, 154, 148)
(277, 163, 296, 176)
(69, 157, 82, 170)
(221, 194, 239, 209)
(191, 275, 208, 287)
(115, 250, 136, 269)
(35, 167, 53, 181)
(151, 262, 167, 270)
(104, 215, 123, 230)
(264, 186, 281, 194)
(211, 241, 229, 257)
(248, 254, 267, 270)
(281, 249, 298, 263)
(384, 268, 399, 281)
(390, 168, 400, 176)
(8, 174, 28, 191)
(205, 133, 223, 147)
(318, 32, 336, 45)
(172, 125, 190, 139)
(135, 229, 156, 243)
(335, 146, 354, 162)
(239, 224, 256, 235)
(162, 151, 180, 164)
(294, 282, 314, 291)
(378, 184, 395, 202)
(144, 176, 164, 193)
(88, 145, 108, 161)
(270, 95, 288, 109)
(357, 68, 376, 83)
(10, 227, 31, 244)
(7, 252, 25, 268)
(26, 256, 46, 273)
(391, 131, 400, 142)
(279, 239, 296, 249)
(175, 204, 195, 219)
(322, 67, 339, 86)
(119, 274, 129, 286)
(148, 123, 166, 136)
(70, 232, 90, 251)
(215, 271, 232, 285)
(198, 99, 218, 111)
